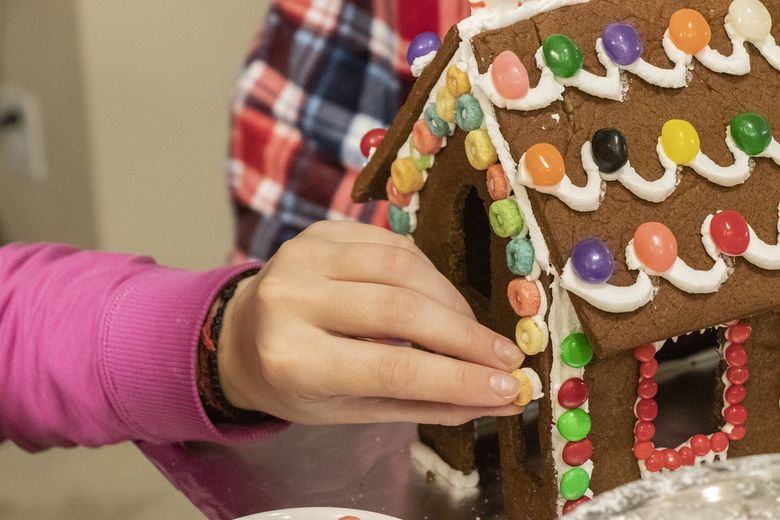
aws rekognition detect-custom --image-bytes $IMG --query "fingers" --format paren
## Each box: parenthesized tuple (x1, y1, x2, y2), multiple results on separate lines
(317, 241, 474, 319)
(317, 282, 523, 371)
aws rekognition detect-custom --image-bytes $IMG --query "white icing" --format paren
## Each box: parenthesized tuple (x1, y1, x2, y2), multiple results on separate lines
(479, 63, 564, 111)
(510, 188, 552, 271)
(516, 150, 602, 212)
(410, 441, 480, 490)
(560, 259, 655, 312)
(757, 138, 780, 165)
(622, 32, 691, 89)
(626, 240, 729, 294)
(743, 203, 780, 270)
(411, 51, 437, 78)
(694, 23, 751, 75)
(519, 367, 545, 401)
(685, 132, 753, 187)
(556, 39, 624, 101)
(757, 34, 780, 70)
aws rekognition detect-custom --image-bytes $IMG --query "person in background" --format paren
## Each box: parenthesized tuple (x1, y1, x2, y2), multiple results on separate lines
(0, 0, 526, 453)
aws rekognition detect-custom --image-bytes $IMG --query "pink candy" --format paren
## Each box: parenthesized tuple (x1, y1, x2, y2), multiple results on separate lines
(487, 164, 509, 200)
(507, 279, 541, 317)
(412, 119, 443, 155)
(491, 50, 530, 100)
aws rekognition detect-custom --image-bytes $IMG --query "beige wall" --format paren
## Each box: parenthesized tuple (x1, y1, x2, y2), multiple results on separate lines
(1, 0, 269, 269)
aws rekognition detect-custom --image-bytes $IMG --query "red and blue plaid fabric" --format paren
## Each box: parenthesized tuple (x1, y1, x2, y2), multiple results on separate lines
(228, 0, 470, 262)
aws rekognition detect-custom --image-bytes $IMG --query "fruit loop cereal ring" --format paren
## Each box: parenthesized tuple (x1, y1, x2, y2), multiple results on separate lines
(507, 278, 541, 317)
(388, 205, 411, 235)
(506, 236, 535, 276)
(511, 367, 543, 407)
(424, 103, 450, 138)
(455, 93, 484, 132)
(386, 177, 413, 208)
(391, 157, 424, 194)
(486, 164, 509, 200)
(446, 64, 471, 97)
(515, 317, 547, 355)
(412, 119, 443, 155)
(465, 129, 498, 170)
(413, 153, 433, 171)
(489, 199, 524, 238)
(435, 87, 456, 123)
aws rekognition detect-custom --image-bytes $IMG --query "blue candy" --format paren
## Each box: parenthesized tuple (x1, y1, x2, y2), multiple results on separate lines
(388, 205, 412, 235)
(455, 93, 484, 132)
(506, 237, 535, 276)
(424, 103, 450, 138)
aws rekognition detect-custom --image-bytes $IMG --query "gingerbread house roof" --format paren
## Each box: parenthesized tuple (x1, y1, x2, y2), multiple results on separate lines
(353, 0, 780, 357)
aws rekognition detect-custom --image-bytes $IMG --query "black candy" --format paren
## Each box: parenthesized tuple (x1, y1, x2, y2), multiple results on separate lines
(591, 128, 628, 174)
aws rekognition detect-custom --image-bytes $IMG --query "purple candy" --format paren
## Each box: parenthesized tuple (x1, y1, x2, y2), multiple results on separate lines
(407, 32, 442, 66)
(571, 239, 615, 283)
(602, 23, 643, 66)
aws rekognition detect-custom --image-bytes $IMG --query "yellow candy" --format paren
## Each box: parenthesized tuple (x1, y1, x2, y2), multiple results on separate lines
(661, 119, 701, 165)
(446, 65, 471, 97)
(515, 317, 547, 356)
(465, 129, 498, 170)
(390, 157, 424, 194)
(511, 367, 542, 407)
(435, 87, 456, 123)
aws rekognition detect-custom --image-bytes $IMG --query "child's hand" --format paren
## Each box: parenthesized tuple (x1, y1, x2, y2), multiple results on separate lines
(218, 221, 525, 426)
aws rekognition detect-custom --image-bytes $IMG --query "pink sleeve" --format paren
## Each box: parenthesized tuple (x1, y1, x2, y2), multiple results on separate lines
(0, 243, 287, 452)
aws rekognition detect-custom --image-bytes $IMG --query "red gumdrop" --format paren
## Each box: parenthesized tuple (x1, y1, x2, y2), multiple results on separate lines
(725, 384, 746, 404)
(690, 434, 711, 456)
(728, 425, 746, 441)
(634, 421, 656, 442)
(711, 432, 729, 453)
(636, 399, 658, 421)
(633, 440, 654, 460)
(634, 343, 657, 362)
(663, 448, 682, 470)
(640, 359, 659, 378)
(680, 446, 696, 466)
(710, 210, 750, 256)
(724, 404, 748, 426)
(562, 496, 592, 515)
(360, 128, 387, 158)
(558, 378, 590, 409)
(645, 451, 665, 472)
(725, 343, 748, 367)
(637, 378, 658, 399)
(728, 323, 752, 343)
(563, 439, 593, 466)
(727, 366, 750, 385)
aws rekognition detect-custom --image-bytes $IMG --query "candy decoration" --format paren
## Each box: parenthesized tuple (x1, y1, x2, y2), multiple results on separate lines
(515, 317, 546, 356)
(525, 143, 565, 186)
(386, 178, 413, 208)
(491, 50, 530, 99)
(639, 359, 659, 379)
(710, 210, 750, 256)
(724, 404, 748, 425)
(591, 128, 629, 173)
(637, 378, 658, 399)
(710, 432, 729, 453)
(729, 426, 747, 441)
(636, 399, 658, 421)
(391, 157, 424, 194)
(412, 119, 443, 155)
(407, 32, 441, 65)
(360, 129, 386, 158)
(446, 65, 472, 97)
(413, 153, 433, 171)
(634, 421, 655, 442)
(633, 222, 678, 273)
(557, 409, 592, 442)
(602, 23, 644, 66)
(490, 199, 524, 238)
(424, 103, 450, 138)
(571, 238, 616, 283)
(436, 88, 457, 123)
(727, 365, 750, 384)
(506, 237, 535, 276)
(486, 164, 509, 200)
(728, 0, 773, 42)
(507, 278, 541, 317)
(454, 93, 484, 132)
(560, 467, 590, 501)
(561, 333, 594, 368)
(633, 440, 654, 460)
(663, 449, 682, 470)
(668, 9, 712, 55)
(558, 378, 589, 409)
(465, 129, 499, 170)
(543, 34, 584, 78)
(690, 434, 711, 456)
(562, 439, 593, 467)
(388, 205, 411, 235)
(562, 497, 591, 515)
(661, 119, 701, 164)
(512, 367, 542, 407)
(725, 384, 747, 404)
(634, 344, 656, 362)
(728, 322, 752, 343)
(730, 112, 773, 156)
(680, 447, 696, 466)
(644, 451, 664, 472)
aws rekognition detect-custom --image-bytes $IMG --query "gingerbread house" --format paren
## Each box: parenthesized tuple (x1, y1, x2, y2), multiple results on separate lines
(352, 0, 780, 517)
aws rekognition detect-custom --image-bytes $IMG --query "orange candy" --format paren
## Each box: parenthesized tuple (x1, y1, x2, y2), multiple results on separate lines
(669, 9, 712, 55)
(487, 164, 510, 200)
(634, 222, 678, 273)
(525, 143, 565, 186)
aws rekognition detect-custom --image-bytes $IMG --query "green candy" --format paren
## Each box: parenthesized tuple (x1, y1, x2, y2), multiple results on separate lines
(560, 467, 590, 501)
(543, 34, 584, 78)
(388, 205, 411, 235)
(409, 139, 434, 170)
(489, 199, 525, 238)
(506, 237, 535, 276)
(557, 409, 591, 442)
(561, 332, 593, 368)
(730, 112, 773, 156)
(424, 103, 450, 138)
(454, 93, 484, 132)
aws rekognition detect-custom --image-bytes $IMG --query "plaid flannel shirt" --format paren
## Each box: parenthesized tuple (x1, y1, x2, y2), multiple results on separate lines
(228, 0, 470, 262)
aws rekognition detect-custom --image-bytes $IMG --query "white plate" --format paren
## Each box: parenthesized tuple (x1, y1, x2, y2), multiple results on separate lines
(235, 507, 402, 520)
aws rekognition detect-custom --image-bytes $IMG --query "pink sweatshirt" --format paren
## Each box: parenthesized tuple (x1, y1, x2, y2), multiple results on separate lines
(0, 243, 286, 452)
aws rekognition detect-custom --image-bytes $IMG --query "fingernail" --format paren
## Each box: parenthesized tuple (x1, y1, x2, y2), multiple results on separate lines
(494, 338, 524, 369)
(489, 373, 520, 399)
